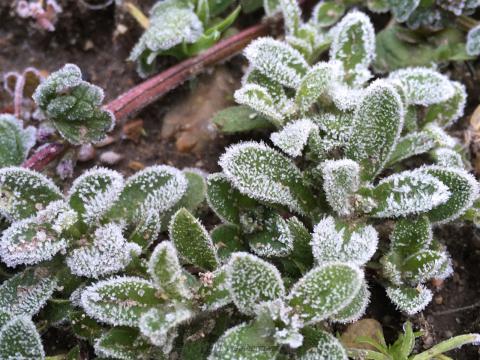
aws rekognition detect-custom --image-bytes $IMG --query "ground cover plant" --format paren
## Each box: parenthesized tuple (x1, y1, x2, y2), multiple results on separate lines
(1, 0, 480, 359)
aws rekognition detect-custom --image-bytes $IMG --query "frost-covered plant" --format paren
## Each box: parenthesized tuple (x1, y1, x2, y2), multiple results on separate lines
(15, 0, 62, 32)
(33, 63, 114, 145)
(211, 5, 479, 319)
(128, 0, 241, 77)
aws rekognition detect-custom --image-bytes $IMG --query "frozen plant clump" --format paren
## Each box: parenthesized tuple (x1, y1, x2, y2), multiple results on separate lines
(129, 0, 241, 77)
(212, 3, 479, 321)
(16, 0, 62, 32)
(33, 64, 115, 145)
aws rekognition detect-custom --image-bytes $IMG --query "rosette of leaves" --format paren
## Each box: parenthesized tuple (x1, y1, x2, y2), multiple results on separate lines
(33, 63, 115, 145)
(211, 8, 479, 317)
(129, 0, 241, 77)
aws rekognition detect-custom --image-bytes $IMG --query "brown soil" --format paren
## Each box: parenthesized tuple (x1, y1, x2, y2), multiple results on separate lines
(1, 1, 480, 359)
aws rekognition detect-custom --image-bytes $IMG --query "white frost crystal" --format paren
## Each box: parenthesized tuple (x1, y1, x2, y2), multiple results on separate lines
(311, 216, 378, 266)
(66, 223, 141, 278)
(386, 285, 432, 315)
(321, 159, 360, 216)
(270, 119, 318, 157)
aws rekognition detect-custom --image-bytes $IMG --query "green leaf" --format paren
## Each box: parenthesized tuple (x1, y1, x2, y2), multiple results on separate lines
(311, 216, 378, 266)
(0, 114, 35, 167)
(94, 327, 160, 360)
(298, 330, 348, 360)
(234, 84, 292, 125)
(219, 142, 316, 215)
(401, 250, 447, 283)
(0, 316, 44, 359)
(65, 345, 81, 360)
(311, 1, 346, 27)
(107, 165, 188, 223)
(422, 81, 466, 128)
(287, 217, 313, 269)
(367, 0, 389, 13)
(198, 266, 231, 311)
(388, 0, 419, 22)
(211, 224, 245, 262)
(209, 322, 279, 360)
(295, 62, 340, 112)
(466, 24, 480, 56)
(321, 159, 360, 216)
(81, 276, 160, 326)
(244, 37, 309, 88)
(68, 167, 124, 225)
(331, 282, 370, 324)
(386, 132, 436, 166)
(227, 252, 285, 315)
(147, 241, 191, 299)
(390, 216, 432, 256)
(0, 267, 57, 317)
(422, 166, 479, 223)
(368, 169, 451, 218)
(288, 262, 363, 324)
(212, 105, 272, 134)
(0, 211, 67, 267)
(139, 305, 193, 347)
(206, 173, 257, 224)
(279, 0, 302, 35)
(329, 11, 375, 86)
(386, 285, 432, 315)
(247, 212, 293, 258)
(170, 208, 219, 271)
(345, 80, 404, 181)
(389, 67, 455, 106)
(129, 209, 161, 248)
(0, 167, 62, 221)
(69, 310, 102, 341)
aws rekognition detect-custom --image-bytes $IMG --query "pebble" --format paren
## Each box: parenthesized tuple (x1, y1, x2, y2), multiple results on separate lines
(434, 295, 443, 305)
(77, 144, 96, 162)
(100, 151, 123, 165)
(94, 135, 116, 148)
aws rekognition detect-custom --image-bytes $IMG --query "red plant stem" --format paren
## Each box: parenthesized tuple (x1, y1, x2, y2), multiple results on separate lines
(105, 20, 274, 121)
(22, 143, 65, 171)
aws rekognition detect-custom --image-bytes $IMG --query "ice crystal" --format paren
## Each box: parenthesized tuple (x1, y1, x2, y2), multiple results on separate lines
(423, 81, 466, 128)
(66, 223, 141, 278)
(311, 1, 346, 27)
(387, 131, 436, 166)
(389, 67, 455, 106)
(288, 262, 364, 324)
(248, 212, 294, 258)
(321, 159, 360, 216)
(270, 119, 318, 157)
(388, 0, 420, 22)
(244, 37, 309, 88)
(431, 148, 464, 168)
(226, 252, 285, 315)
(311, 216, 378, 266)
(279, 0, 301, 35)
